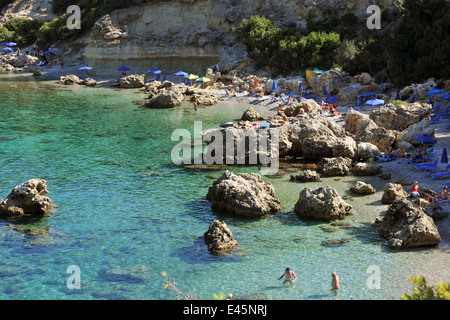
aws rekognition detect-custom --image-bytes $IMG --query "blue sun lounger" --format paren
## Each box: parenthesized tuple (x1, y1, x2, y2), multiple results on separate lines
(432, 172, 450, 179)
(428, 164, 450, 175)
(415, 159, 438, 170)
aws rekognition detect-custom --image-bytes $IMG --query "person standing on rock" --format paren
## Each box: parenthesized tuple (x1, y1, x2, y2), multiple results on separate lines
(278, 267, 297, 284)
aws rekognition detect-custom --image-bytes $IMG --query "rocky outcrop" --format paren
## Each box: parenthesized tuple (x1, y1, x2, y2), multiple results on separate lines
(241, 107, 264, 121)
(369, 102, 432, 131)
(356, 142, 383, 161)
(0, 179, 51, 216)
(351, 162, 382, 176)
(290, 170, 321, 182)
(309, 68, 352, 96)
(206, 170, 282, 218)
(350, 181, 376, 195)
(378, 197, 441, 249)
(119, 74, 146, 88)
(396, 120, 434, 147)
(145, 86, 185, 108)
(294, 186, 352, 221)
(60, 74, 84, 85)
(204, 220, 238, 253)
(344, 110, 396, 151)
(381, 183, 408, 204)
(317, 157, 352, 177)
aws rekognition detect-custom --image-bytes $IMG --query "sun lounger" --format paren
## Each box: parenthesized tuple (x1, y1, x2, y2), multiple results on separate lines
(432, 171, 450, 179)
(407, 157, 433, 164)
(429, 116, 441, 124)
(431, 104, 442, 113)
(428, 164, 450, 175)
(415, 159, 438, 170)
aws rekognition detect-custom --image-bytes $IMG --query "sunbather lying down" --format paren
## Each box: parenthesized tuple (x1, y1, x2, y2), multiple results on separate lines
(428, 186, 450, 204)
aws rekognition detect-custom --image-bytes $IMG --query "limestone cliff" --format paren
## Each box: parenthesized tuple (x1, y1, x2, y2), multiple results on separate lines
(0, 0, 57, 23)
(1, 0, 395, 75)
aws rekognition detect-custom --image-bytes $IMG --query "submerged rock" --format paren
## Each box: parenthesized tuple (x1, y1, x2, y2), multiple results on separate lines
(0, 179, 51, 216)
(294, 186, 352, 221)
(204, 220, 238, 253)
(290, 169, 321, 182)
(378, 197, 441, 249)
(206, 170, 282, 218)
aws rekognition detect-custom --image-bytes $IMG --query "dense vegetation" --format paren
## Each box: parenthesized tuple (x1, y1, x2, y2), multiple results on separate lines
(402, 275, 450, 300)
(233, 0, 449, 86)
(0, 17, 42, 46)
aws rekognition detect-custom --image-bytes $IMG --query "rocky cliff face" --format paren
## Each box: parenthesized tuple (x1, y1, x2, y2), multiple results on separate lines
(0, 0, 57, 23)
(1, 0, 394, 74)
(78, 0, 394, 75)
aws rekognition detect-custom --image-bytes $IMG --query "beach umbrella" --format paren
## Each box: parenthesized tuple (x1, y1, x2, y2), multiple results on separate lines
(365, 98, 384, 107)
(147, 68, 161, 74)
(185, 74, 199, 85)
(323, 84, 327, 96)
(410, 93, 416, 103)
(1, 42, 16, 47)
(298, 82, 303, 94)
(272, 80, 277, 91)
(196, 77, 211, 88)
(395, 90, 400, 100)
(43, 50, 55, 54)
(254, 76, 258, 88)
(78, 66, 92, 77)
(441, 93, 450, 101)
(428, 97, 434, 106)
(425, 88, 443, 95)
(441, 148, 448, 163)
(173, 71, 188, 83)
(117, 66, 130, 71)
(1, 47, 12, 52)
(414, 134, 437, 145)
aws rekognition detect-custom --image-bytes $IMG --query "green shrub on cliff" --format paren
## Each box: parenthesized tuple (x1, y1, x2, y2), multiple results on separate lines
(0, 26, 14, 44)
(402, 275, 450, 300)
(232, 15, 341, 75)
(3, 18, 43, 46)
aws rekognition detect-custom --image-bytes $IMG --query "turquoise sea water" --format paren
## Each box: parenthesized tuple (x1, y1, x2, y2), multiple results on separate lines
(0, 75, 449, 300)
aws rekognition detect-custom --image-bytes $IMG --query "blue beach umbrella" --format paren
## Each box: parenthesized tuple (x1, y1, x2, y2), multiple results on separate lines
(414, 134, 437, 145)
(441, 148, 448, 163)
(117, 66, 130, 71)
(173, 71, 188, 83)
(272, 80, 277, 91)
(395, 90, 400, 100)
(323, 84, 327, 96)
(298, 82, 303, 94)
(78, 66, 92, 77)
(365, 98, 384, 107)
(1, 47, 12, 52)
(43, 50, 55, 54)
(441, 93, 450, 101)
(147, 69, 161, 74)
(410, 93, 416, 103)
(1, 42, 16, 47)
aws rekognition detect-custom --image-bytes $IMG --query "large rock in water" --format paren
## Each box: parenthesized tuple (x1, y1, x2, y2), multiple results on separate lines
(294, 186, 352, 221)
(204, 220, 238, 253)
(60, 74, 84, 85)
(206, 170, 282, 218)
(378, 197, 441, 248)
(0, 179, 51, 216)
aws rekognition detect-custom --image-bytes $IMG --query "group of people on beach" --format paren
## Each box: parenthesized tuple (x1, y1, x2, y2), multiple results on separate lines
(278, 267, 340, 294)
(384, 144, 430, 161)
(409, 180, 450, 204)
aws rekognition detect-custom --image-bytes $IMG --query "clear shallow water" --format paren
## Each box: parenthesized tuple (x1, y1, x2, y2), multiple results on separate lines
(0, 76, 449, 300)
